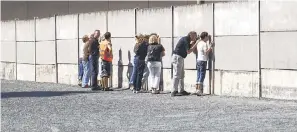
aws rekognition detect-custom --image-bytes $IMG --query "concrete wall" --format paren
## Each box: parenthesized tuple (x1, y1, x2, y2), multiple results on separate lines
(1, 1, 198, 21)
(1, 1, 297, 100)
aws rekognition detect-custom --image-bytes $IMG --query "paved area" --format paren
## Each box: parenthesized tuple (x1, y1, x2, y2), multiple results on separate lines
(1, 80, 297, 132)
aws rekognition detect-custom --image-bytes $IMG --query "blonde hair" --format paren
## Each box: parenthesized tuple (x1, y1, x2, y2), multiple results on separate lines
(148, 35, 158, 44)
(82, 35, 89, 43)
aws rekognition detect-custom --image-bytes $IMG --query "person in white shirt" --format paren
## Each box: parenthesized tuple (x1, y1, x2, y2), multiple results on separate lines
(188, 32, 213, 96)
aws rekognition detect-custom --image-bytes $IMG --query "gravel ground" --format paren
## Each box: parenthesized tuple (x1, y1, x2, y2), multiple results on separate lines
(1, 80, 297, 132)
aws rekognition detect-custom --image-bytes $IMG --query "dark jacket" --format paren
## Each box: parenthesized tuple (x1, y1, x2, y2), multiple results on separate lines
(134, 42, 148, 60)
(89, 38, 99, 56)
(147, 43, 165, 62)
(172, 36, 191, 58)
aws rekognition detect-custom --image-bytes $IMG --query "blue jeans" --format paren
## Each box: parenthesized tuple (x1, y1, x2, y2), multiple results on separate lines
(89, 55, 99, 88)
(78, 58, 83, 80)
(196, 61, 207, 84)
(129, 56, 138, 84)
(133, 59, 145, 91)
(82, 59, 90, 87)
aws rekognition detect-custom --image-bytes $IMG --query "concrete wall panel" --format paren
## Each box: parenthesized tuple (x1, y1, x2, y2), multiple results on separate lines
(1, 1, 27, 20)
(17, 42, 35, 64)
(215, 36, 258, 71)
(36, 65, 56, 83)
(174, 4, 213, 37)
(160, 38, 172, 68)
(162, 69, 172, 92)
(69, 1, 109, 14)
(17, 64, 34, 81)
(261, 32, 297, 69)
(1, 21, 15, 41)
(112, 65, 134, 88)
(57, 39, 78, 64)
(261, 1, 297, 31)
(111, 38, 135, 66)
(36, 41, 55, 64)
(184, 70, 210, 94)
(56, 15, 78, 39)
(58, 64, 78, 85)
(1, 42, 16, 62)
(262, 69, 297, 100)
(215, 2, 258, 36)
(1, 62, 15, 80)
(79, 12, 106, 38)
(36, 17, 55, 41)
(137, 7, 172, 37)
(16, 20, 35, 41)
(108, 9, 135, 37)
(214, 71, 259, 97)
(27, 1, 68, 19)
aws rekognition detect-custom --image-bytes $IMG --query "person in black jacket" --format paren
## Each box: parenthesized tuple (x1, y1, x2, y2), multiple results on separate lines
(147, 35, 165, 94)
(89, 29, 101, 91)
(132, 34, 148, 93)
(171, 31, 197, 96)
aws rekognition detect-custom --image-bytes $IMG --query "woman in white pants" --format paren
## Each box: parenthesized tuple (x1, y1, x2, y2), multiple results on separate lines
(146, 35, 165, 94)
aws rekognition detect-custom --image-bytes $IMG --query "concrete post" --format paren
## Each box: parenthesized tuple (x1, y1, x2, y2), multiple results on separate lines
(54, 14, 58, 83)
(14, 18, 18, 80)
(34, 17, 37, 82)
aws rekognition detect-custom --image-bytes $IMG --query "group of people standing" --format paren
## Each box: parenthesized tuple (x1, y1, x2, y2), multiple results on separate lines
(78, 30, 113, 91)
(78, 30, 214, 97)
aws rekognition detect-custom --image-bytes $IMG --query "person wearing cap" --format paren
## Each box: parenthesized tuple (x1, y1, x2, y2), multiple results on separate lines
(131, 33, 148, 93)
(171, 31, 197, 97)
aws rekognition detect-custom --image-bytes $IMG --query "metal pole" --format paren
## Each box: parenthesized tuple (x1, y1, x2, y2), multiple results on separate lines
(171, 6, 174, 79)
(54, 14, 58, 83)
(77, 14, 80, 86)
(34, 17, 37, 82)
(14, 18, 18, 80)
(211, 3, 216, 95)
(258, 0, 262, 99)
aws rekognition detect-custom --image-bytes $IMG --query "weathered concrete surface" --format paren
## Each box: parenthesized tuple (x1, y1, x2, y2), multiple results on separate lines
(57, 39, 78, 64)
(16, 20, 35, 41)
(261, 32, 297, 70)
(17, 42, 35, 64)
(57, 64, 78, 85)
(2, 80, 297, 132)
(174, 4, 213, 37)
(111, 38, 135, 66)
(56, 15, 78, 40)
(260, 1, 297, 31)
(137, 7, 172, 37)
(1, 21, 15, 41)
(36, 65, 56, 83)
(79, 12, 106, 38)
(215, 36, 258, 71)
(262, 69, 297, 100)
(215, 2, 258, 35)
(108, 9, 135, 37)
(17, 64, 34, 81)
(36, 41, 55, 64)
(214, 70, 259, 98)
(1, 62, 15, 80)
(1, 42, 16, 62)
(36, 17, 55, 41)
(159, 38, 172, 68)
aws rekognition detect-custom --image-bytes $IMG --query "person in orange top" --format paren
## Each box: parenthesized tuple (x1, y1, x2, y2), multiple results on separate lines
(99, 32, 113, 91)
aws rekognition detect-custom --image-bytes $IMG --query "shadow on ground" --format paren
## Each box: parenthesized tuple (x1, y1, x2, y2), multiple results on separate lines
(1, 91, 94, 99)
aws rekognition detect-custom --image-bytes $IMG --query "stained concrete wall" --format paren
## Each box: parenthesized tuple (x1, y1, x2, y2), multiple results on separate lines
(260, 1, 297, 100)
(1, 1, 297, 100)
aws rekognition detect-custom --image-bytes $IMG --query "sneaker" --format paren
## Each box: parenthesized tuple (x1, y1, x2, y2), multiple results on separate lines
(152, 88, 160, 94)
(130, 84, 134, 91)
(78, 79, 82, 86)
(133, 90, 139, 93)
(171, 91, 178, 97)
(82, 85, 89, 88)
(196, 90, 203, 96)
(91, 86, 101, 91)
(180, 91, 190, 96)
(103, 88, 114, 91)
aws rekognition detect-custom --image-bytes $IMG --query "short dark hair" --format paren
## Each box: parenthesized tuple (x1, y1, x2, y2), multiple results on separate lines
(200, 32, 208, 39)
(187, 31, 197, 37)
(104, 32, 111, 39)
(94, 29, 100, 33)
